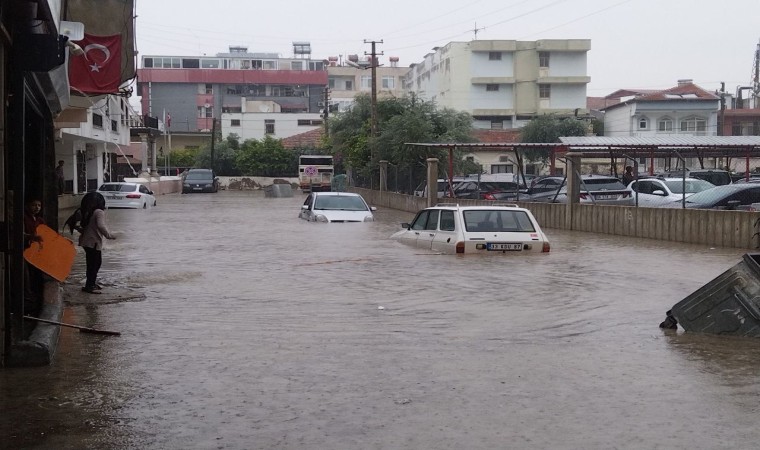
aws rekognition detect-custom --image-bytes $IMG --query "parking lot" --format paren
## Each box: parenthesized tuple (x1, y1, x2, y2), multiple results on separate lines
(2, 190, 760, 449)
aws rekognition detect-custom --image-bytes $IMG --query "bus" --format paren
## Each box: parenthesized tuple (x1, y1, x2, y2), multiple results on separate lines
(298, 155, 334, 192)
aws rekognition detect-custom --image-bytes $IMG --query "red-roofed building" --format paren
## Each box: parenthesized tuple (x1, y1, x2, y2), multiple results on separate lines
(281, 128, 325, 149)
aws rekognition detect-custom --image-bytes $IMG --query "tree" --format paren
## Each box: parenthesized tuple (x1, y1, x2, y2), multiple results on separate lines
(520, 115, 587, 162)
(195, 134, 241, 175)
(169, 147, 199, 168)
(235, 135, 293, 176)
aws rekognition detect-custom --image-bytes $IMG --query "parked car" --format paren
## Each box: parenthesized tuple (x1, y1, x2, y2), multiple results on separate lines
(414, 177, 467, 198)
(96, 182, 156, 209)
(662, 183, 760, 209)
(391, 204, 550, 254)
(665, 169, 732, 186)
(450, 180, 523, 200)
(299, 192, 376, 222)
(182, 169, 219, 193)
(627, 177, 715, 207)
(526, 175, 633, 205)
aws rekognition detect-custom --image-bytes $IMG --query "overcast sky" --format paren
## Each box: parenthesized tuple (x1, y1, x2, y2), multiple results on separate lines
(135, 0, 758, 96)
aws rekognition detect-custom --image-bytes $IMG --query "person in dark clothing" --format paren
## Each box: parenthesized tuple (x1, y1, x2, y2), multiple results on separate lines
(77, 192, 116, 294)
(24, 199, 46, 314)
(622, 165, 635, 186)
(55, 160, 65, 195)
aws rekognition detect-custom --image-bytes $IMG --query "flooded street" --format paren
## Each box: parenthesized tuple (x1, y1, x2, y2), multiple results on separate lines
(3, 190, 760, 449)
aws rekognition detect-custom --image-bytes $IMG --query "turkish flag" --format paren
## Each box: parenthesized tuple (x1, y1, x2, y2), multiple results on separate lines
(69, 33, 122, 95)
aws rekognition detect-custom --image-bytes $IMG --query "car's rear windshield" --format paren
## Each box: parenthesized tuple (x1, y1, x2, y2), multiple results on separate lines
(463, 210, 536, 232)
(581, 179, 626, 190)
(664, 179, 714, 194)
(186, 171, 213, 180)
(99, 184, 136, 192)
(314, 195, 368, 211)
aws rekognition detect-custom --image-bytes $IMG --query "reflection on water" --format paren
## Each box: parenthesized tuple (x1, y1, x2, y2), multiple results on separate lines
(4, 191, 760, 449)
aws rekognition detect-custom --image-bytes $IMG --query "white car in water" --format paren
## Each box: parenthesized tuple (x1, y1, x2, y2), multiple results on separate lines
(97, 182, 157, 209)
(626, 177, 714, 207)
(299, 192, 376, 223)
(391, 203, 550, 254)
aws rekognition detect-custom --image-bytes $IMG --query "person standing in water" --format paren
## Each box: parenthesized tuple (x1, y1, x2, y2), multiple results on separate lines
(77, 192, 116, 294)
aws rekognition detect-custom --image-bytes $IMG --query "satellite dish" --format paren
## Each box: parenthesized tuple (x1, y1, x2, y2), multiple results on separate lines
(204, 103, 211, 109)
(259, 104, 270, 112)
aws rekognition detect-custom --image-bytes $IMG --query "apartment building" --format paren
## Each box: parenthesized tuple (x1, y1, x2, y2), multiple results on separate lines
(136, 44, 328, 141)
(403, 39, 591, 130)
(326, 55, 410, 113)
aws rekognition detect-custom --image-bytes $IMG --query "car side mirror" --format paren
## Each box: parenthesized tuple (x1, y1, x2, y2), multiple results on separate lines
(370, 206, 377, 211)
(401, 222, 410, 229)
(301, 205, 309, 210)
(652, 190, 665, 196)
(148, 190, 154, 195)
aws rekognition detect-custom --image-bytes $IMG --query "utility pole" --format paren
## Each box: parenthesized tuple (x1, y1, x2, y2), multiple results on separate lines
(210, 118, 216, 171)
(364, 39, 383, 188)
(718, 81, 726, 136)
(323, 86, 330, 134)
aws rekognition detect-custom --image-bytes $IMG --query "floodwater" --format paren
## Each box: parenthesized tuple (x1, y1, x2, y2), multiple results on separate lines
(3, 191, 760, 449)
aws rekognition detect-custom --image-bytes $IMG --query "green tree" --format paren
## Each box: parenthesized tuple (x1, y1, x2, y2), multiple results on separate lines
(195, 134, 241, 175)
(235, 135, 293, 176)
(520, 115, 587, 162)
(169, 147, 199, 168)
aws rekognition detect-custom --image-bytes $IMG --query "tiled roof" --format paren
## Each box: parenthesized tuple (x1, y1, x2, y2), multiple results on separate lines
(636, 82, 718, 101)
(471, 129, 521, 143)
(281, 128, 325, 149)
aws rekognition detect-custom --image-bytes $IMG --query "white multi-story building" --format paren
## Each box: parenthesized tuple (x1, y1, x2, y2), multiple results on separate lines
(403, 39, 591, 130)
(327, 55, 409, 113)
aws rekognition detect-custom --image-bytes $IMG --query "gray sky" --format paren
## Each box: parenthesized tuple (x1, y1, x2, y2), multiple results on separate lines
(135, 0, 759, 96)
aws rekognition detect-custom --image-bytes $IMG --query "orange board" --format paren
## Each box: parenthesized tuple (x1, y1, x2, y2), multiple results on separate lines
(23, 224, 76, 282)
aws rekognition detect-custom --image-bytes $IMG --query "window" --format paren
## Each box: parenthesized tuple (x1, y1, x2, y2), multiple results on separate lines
(328, 79, 335, 89)
(382, 76, 395, 89)
(539, 84, 551, 99)
(439, 210, 455, 231)
(205, 83, 213, 94)
(182, 58, 200, 68)
(361, 75, 372, 89)
(92, 113, 103, 128)
(680, 117, 706, 133)
(297, 119, 311, 126)
(200, 59, 220, 68)
(539, 51, 550, 68)
(490, 119, 503, 129)
(491, 164, 514, 174)
(265, 119, 275, 134)
(252, 60, 263, 69)
(197, 106, 212, 118)
(638, 117, 648, 129)
(263, 60, 276, 70)
(345, 80, 353, 91)
(143, 58, 153, 68)
(658, 118, 673, 132)
(231, 119, 241, 127)
(486, 84, 499, 92)
(489, 52, 502, 61)
(111, 119, 118, 132)
(291, 61, 303, 70)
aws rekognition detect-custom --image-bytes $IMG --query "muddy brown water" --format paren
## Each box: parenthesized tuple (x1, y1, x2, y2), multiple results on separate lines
(3, 191, 760, 449)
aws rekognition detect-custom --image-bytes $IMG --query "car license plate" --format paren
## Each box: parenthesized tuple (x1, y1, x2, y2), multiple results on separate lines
(487, 243, 523, 251)
(193, 187, 202, 190)
(108, 195, 119, 200)
(595, 194, 617, 200)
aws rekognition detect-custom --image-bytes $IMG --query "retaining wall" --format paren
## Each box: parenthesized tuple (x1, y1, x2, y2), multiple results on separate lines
(353, 188, 760, 250)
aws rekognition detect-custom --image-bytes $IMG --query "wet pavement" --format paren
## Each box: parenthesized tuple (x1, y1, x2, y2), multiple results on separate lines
(3, 190, 760, 449)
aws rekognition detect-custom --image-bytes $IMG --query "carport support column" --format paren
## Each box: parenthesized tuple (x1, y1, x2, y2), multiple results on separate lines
(379, 160, 388, 193)
(565, 153, 582, 229)
(139, 133, 150, 177)
(426, 158, 438, 208)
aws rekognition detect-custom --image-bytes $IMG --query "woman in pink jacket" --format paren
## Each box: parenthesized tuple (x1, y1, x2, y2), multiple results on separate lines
(78, 192, 116, 294)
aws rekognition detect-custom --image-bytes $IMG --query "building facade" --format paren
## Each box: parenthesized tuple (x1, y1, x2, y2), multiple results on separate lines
(403, 39, 591, 130)
(136, 45, 329, 142)
(326, 55, 409, 113)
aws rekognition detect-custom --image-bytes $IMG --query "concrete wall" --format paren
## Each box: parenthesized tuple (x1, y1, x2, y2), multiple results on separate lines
(352, 188, 760, 249)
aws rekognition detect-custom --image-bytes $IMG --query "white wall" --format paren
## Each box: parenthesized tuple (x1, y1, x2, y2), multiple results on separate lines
(222, 112, 322, 141)
(549, 52, 587, 76)
(470, 51, 514, 77)
(469, 84, 514, 110)
(549, 84, 586, 109)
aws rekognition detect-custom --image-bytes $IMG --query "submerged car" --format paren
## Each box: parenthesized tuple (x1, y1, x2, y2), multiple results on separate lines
(182, 169, 219, 193)
(627, 177, 714, 207)
(97, 182, 156, 209)
(299, 192, 376, 222)
(391, 203, 550, 254)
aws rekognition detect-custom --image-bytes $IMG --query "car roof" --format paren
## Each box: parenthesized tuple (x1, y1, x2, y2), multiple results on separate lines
(433, 203, 527, 211)
(313, 192, 360, 196)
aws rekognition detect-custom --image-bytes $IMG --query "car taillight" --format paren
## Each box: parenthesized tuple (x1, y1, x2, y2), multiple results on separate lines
(126, 194, 140, 198)
(484, 193, 496, 200)
(542, 242, 551, 252)
(455, 242, 465, 254)
(622, 192, 630, 198)
(579, 193, 588, 199)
